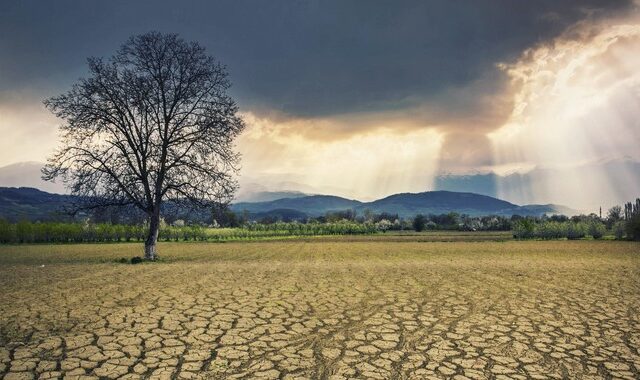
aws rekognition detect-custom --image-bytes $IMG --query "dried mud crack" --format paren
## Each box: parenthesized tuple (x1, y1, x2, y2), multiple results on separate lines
(0, 240, 639, 379)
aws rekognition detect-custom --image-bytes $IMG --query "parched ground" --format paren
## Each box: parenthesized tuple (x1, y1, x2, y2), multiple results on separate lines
(0, 239, 639, 379)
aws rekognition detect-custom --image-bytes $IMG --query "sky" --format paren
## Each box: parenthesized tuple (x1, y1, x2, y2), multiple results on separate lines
(1, 0, 639, 209)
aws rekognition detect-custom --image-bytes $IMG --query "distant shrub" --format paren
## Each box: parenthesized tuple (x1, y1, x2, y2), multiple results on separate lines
(624, 199, 640, 240)
(626, 217, 640, 240)
(413, 214, 426, 232)
(16, 220, 34, 243)
(566, 222, 587, 240)
(0, 219, 16, 243)
(513, 219, 535, 239)
(512, 220, 598, 240)
(587, 222, 606, 239)
(536, 221, 566, 240)
(375, 219, 392, 232)
(613, 221, 626, 240)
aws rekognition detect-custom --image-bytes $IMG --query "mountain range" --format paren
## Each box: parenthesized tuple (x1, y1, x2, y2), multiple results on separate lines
(2, 160, 638, 211)
(0, 186, 574, 222)
(232, 191, 574, 219)
(0, 187, 76, 222)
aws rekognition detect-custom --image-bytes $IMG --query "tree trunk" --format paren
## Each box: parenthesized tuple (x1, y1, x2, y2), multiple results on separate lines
(145, 209, 160, 260)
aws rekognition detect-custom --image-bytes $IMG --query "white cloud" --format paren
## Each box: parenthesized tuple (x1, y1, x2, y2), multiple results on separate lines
(491, 15, 640, 208)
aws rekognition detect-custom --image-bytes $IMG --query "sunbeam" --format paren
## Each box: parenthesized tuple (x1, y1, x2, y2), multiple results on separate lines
(490, 18, 640, 210)
(237, 112, 444, 200)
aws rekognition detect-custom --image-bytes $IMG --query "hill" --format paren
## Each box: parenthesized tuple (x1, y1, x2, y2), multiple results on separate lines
(364, 191, 518, 216)
(0, 187, 75, 222)
(433, 159, 640, 210)
(232, 195, 362, 216)
(233, 190, 572, 218)
(0, 187, 574, 222)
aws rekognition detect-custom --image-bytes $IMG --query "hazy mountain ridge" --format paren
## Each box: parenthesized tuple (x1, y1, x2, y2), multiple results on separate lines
(233, 195, 363, 216)
(434, 159, 640, 209)
(232, 191, 574, 218)
(0, 187, 75, 221)
(367, 191, 517, 215)
(2, 160, 638, 210)
(0, 187, 575, 222)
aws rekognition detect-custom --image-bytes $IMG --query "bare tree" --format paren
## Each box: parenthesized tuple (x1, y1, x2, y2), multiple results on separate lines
(43, 32, 245, 260)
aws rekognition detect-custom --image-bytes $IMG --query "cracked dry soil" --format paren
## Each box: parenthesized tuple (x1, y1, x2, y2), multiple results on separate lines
(0, 240, 639, 379)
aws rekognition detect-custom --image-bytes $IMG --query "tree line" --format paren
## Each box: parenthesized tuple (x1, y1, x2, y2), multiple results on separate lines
(0, 212, 528, 244)
(0, 212, 514, 244)
(0, 219, 378, 244)
(511, 198, 640, 240)
(2, 198, 638, 244)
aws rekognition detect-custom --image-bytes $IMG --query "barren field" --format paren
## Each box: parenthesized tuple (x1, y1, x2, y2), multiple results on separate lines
(1, 238, 639, 379)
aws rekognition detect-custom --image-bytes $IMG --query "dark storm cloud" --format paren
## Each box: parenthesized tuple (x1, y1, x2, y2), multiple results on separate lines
(0, 0, 632, 118)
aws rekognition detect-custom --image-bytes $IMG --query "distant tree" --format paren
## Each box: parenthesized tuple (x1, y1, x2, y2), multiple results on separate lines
(549, 214, 569, 223)
(212, 204, 240, 227)
(566, 222, 587, 240)
(607, 205, 622, 221)
(43, 32, 244, 259)
(624, 198, 640, 240)
(313, 215, 328, 224)
(613, 221, 626, 240)
(0, 218, 15, 243)
(512, 219, 535, 239)
(587, 221, 605, 239)
(426, 212, 459, 229)
(373, 212, 399, 223)
(363, 208, 373, 222)
(375, 219, 392, 232)
(605, 205, 622, 228)
(413, 214, 426, 232)
(259, 216, 278, 224)
(326, 210, 356, 222)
